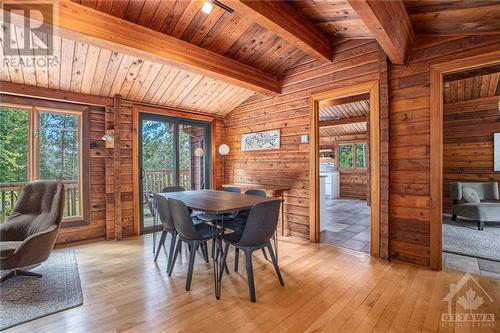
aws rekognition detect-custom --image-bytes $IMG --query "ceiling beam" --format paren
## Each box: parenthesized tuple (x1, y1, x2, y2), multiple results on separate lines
(5, 0, 280, 96)
(319, 116, 367, 128)
(347, 0, 415, 65)
(226, 0, 333, 62)
(319, 93, 370, 108)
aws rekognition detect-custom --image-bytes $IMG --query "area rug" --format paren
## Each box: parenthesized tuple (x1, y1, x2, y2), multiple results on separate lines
(443, 218, 500, 262)
(0, 250, 83, 331)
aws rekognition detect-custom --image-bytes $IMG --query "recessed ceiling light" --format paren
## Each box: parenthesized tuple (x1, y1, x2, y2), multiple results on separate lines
(202, 1, 213, 14)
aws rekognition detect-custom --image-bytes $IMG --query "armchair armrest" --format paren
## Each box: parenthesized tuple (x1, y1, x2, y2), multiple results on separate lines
(11, 225, 60, 268)
(0, 216, 33, 241)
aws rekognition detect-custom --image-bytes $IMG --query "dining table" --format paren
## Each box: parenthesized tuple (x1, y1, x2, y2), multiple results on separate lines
(158, 189, 281, 299)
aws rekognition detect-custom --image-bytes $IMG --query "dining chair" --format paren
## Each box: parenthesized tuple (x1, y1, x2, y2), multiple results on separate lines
(224, 187, 241, 193)
(167, 198, 219, 291)
(245, 189, 266, 197)
(153, 194, 179, 272)
(219, 199, 284, 302)
(240, 189, 269, 260)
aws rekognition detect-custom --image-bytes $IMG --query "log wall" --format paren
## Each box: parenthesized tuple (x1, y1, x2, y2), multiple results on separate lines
(389, 35, 500, 266)
(223, 40, 381, 238)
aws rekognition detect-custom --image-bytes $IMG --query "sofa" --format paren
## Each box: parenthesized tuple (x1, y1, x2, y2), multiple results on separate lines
(450, 182, 500, 230)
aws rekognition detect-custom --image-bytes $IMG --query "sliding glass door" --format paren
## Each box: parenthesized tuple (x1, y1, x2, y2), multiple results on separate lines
(139, 113, 211, 233)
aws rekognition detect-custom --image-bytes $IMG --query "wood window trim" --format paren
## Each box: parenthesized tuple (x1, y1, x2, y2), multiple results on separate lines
(429, 50, 500, 271)
(0, 94, 91, 228)
(337, 142, 368, 171)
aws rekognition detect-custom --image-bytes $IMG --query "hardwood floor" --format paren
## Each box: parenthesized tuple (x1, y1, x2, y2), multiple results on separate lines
(8, 235, 500, 332)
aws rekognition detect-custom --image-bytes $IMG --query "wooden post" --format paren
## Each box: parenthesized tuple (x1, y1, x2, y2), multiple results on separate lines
(113, 96, 122, 241)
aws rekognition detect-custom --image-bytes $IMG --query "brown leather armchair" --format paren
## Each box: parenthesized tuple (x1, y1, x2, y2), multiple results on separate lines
(0, 180, 65, 282)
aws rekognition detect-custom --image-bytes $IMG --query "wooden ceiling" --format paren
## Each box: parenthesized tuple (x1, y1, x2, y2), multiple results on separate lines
(443, 65, 500, 104)
(288, 0, 372, 39)
(74, 0, 310, 78)
(404, 0, 500, 35)
(0, 30, 254, 115)
(319, 99, 369, 138)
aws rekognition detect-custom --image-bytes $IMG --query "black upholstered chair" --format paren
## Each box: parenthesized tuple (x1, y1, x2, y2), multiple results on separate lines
(167, 198, 218, 291)
(220, 199, 284, 302)
(0, 181, 65, 282)
(245, 189, 266, 197)
(153, 195, 178, 272)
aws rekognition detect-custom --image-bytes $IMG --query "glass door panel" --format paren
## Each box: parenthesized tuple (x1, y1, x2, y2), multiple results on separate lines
(139, 113, 211, 233)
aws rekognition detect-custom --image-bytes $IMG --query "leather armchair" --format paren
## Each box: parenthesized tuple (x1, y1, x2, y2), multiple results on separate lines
(0, 180, 65, 282)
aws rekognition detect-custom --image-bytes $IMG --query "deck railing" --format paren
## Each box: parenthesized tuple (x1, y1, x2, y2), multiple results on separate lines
(143, 169, 191, 194)
(0, 180, 80, 223)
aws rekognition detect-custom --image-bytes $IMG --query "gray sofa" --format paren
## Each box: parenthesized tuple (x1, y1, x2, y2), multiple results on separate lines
(450, 182, 500, 230)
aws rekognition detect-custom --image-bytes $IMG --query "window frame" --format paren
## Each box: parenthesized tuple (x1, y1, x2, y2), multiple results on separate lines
(0, 96, 90, 227)
(337, 142, 368, 171)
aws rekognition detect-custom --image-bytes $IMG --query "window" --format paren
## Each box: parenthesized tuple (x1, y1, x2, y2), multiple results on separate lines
(355, 143, 367, 168)
(338, 144, 353, 169)
(338, 142, 367, 170)
(0, 104, 83, 222)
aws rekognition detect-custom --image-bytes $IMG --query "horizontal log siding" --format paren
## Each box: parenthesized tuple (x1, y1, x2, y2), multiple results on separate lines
(223, 40, 380, 238)
(389, 35, 500, 266)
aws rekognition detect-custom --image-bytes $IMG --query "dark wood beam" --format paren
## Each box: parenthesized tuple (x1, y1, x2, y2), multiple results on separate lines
(319, 93, 370, 108)
(319, 116, 367, 128)
(347, 0, 415, 65)
(226, 0, 333, 62)
(6, 0, 280, 96)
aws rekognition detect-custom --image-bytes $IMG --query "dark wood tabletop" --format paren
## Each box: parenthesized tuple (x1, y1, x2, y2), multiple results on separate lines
(159, 190, 281, 214)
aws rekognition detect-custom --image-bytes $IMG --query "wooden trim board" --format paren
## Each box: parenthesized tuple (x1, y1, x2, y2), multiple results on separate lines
(309, 81, 380, 257)
(429, 50, 500, 270)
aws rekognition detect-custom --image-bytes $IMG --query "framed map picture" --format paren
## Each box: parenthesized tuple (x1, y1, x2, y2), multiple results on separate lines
(495, 133, 500, 171)
(241, 130, 280, 151)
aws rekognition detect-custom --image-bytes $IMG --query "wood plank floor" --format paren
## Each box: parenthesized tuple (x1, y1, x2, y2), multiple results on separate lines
(7, 235, 500, 332)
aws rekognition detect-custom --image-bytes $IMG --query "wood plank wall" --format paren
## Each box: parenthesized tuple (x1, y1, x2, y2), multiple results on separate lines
(223, 40, 381, 238)
(340, 171, 368, 199)
(389, 35, 500, 266)
(443, 95, 500, 213)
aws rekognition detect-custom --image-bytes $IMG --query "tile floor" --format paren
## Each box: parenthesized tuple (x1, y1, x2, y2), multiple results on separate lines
(443, 252, 500, 279)
(320, 198, 371, 253)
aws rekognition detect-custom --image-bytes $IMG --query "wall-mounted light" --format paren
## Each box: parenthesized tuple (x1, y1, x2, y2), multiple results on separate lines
(201, 0, 213, 14)
(218, 144, 230, 155)
(194, 147, 205, 157)
(102, 130, 114, 148)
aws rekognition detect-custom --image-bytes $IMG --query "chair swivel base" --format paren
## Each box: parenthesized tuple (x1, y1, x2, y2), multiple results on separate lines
(0, 269, 42, 283)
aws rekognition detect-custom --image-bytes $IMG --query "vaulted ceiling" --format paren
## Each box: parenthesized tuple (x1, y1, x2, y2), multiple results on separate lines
(443, 64, 500, 104)
(319, 97, 370, 138)
(2, 0, 499, 116)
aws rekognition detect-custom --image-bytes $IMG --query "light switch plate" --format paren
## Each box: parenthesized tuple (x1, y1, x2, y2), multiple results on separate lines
(300, 134, 309, 143)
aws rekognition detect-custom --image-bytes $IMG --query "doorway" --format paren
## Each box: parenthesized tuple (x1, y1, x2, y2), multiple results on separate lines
(138, 113, 211, 233)
(310, 81, 381, 257)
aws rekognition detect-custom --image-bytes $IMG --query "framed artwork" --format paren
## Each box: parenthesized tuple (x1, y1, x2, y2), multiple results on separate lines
(495, 133, 500, 171)
(241, 129, 280, 151)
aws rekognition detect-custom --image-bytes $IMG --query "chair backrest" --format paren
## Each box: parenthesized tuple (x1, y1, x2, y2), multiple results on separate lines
(162, 185, 186, 193)
(450, 182, 499, 201)
(237, 199, 281, 247)
(8, 180, 65, 236)
(154, 194, 175, 230)
(224, 187, 241, 193)
(245, 189, 266, 197)
(168, 198, 201, 240)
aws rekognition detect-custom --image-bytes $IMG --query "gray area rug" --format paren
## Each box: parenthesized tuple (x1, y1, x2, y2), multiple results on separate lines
(0, 250, 83, 331)
(443, 218, 500, 262)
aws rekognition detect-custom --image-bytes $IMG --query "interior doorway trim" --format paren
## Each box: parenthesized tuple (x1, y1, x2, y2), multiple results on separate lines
(309, 80, 381, 257)
(429, 50, 500, 270)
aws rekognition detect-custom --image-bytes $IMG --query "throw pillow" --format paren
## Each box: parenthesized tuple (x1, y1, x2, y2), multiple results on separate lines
(462, 187, 480, 203)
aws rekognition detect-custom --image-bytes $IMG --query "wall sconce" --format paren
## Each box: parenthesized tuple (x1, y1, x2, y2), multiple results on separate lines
(194, 147, 205, 157)
(218, 144, 230, 155)
(102, 130, 114, 148)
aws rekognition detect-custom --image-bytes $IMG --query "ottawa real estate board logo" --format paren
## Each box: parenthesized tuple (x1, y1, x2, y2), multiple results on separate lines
(1, 1, 59, 70)
(442, 272, 495, 328)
